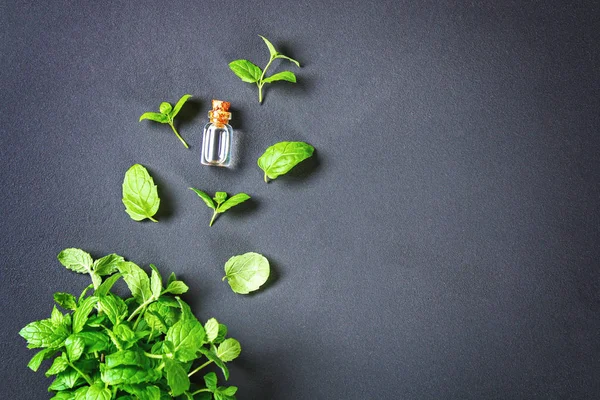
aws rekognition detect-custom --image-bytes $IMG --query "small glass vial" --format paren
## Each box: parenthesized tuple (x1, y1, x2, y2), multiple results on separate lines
(201, 100, 232, 167)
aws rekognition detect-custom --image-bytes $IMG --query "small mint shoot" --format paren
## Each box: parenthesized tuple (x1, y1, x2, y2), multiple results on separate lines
(229, 35, 300, 103)
(189, 188, 250, 227)
(140, 94, 192, 148)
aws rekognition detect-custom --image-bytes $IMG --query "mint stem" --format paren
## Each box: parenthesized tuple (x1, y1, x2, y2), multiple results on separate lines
(191, 389, 212, 395)
(187, 360, 213, 377)
(149, 216, 158, 223)
(168, 122, 190, 149)
(68, 361, 93, 386)
(257, 56, 276, 104)
(209, 211, 218, 227)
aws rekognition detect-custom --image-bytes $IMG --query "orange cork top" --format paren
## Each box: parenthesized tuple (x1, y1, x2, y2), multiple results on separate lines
(208, 99, 231, 127)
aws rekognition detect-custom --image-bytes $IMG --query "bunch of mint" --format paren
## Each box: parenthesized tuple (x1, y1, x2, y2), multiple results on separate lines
(20, 248, 240, 400)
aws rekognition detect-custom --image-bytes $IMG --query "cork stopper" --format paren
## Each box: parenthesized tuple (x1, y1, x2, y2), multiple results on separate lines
(208, 100, 232, 127)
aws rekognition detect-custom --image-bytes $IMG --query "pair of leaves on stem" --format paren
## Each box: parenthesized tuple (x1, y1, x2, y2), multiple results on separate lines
(140, 94, 192, 148)
(229, 35, 300, 103)
(189, 189, 250, 227)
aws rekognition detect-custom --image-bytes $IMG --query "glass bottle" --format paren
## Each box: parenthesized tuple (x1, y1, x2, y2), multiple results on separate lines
(201, 100, 232, 167)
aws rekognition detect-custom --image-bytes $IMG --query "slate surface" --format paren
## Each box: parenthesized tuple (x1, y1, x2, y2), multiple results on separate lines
(1, 1, 599, 399)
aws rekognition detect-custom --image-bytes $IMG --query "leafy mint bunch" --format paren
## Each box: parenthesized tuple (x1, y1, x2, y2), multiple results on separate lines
(229, 35, 300, 103)
(140, 94, 192, 148)
(20, 248, 241, 399)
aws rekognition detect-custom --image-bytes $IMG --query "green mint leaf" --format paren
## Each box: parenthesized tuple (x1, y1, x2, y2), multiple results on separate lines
(27, 348, 56, 372)
(139, 112, 169, 123)
(167, 272, 176, 286)
(217, 193, 250, 213)
(50, 392, 77, 400)
(259, 35, 278, 58)
(150, 264, 163, 299)
(65, 334, 85, 362)
(159, 102, 172, 115)
(189, 187, 216, 210)
(93, 254, 125, 276)
(101, 366, 160, 385)
(204, 318, 219, 343)
(119, 384, 161, 400)
(166, 319, 206, 362)
(223, 252, 270, 294)
(217, 386, 238, 396)
(53, 292, 78, 311)
(113, 323, 136, 344)
(78, 284, 93, 304)
(105, 349, 151, 369)
(203, 372, 218, 392)
(262, 70, 296, 84)
(274, 53, 301, 67)
(216, 338, 241, 362)
(45, 353, 68, 376)
(19, 318, 69, 349)
(198, 347, 230, 380)
(72, 295, 98, 334)
(48, 368, 83, 391)
(213, 191, 228, 206)
(51, 305, 64, 326)
(77, 331, 109, 352)
(90, 271, 102, 290)
(94, 273, 122, 297)
(122, 164, 160, 222)
(257, 141, 314, 182)
(165, 358, 190, 396)
(170, 94, 192, 119)
(73, 386, 90, 399)
(118, 261, 153, 304)
(229, 59, 262, 83)
(215, 323, 228, 344)
(163, 280, 189, 295)
(85, 383, 112, 400)
(99, 294, 128, 325)
(144, 302, 180, 333)
(57, 248, 93, 274)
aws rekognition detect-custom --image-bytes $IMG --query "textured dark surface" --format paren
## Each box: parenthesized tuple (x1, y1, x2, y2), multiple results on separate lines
(1, 1, 599, 399)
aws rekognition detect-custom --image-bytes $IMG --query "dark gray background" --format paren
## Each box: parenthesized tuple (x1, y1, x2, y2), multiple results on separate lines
(1, 1, 599, 399)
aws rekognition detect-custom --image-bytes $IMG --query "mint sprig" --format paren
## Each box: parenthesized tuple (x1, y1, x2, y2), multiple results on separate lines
(139, 94, 192, 148)
(229, 35, 300, 103)
(189, 188, 250, 226)
(19, 249, 241, 399)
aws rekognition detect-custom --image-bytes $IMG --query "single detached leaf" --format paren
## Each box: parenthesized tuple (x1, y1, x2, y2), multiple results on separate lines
(139, 112, 169, 123)
(118, 261, 153, 304)
(216, 338, 241, 362)
(165, 358, 190, 396)
(159, 102, 172, 115)
(257, 141, 314, 182)
(171, 94, 192, 119)
(217, 193, 250, 213)
(223, 252, 270, 294)
(58, 248, 93, 274)
(189, 188, 215, 210)
(53, 292, 77, 311)
(122, 164, 160, 222)
(93, 254, 125, 276)
(275, 53, 301, 67)
(229, 60, 262, 83)
(262, 71, 296, 84)
(259, 35, 278, 58)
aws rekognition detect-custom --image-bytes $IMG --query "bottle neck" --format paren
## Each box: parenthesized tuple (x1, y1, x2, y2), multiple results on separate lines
(208, 110, 231, 128)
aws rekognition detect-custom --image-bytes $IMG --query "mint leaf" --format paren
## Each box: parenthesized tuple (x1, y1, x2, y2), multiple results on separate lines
(262, 71, 296, 84)
(19, 318, 69, 349)
(101, 366, 160, 385)
(259, 35, 278, 58)
(122, 164, 160, 222)
(166, 319, 206, 362)
(139, 112, 168, 123)
(45, 354, 68, 376)
(150, 264, 163, 299)
(94, 273, 122, 297)
(27, 348, 56, 372)
(58, 248, 93, 274)
(213, 192, 227, 206)
(165, 358, 190, 396)
(65, 335, 85, 362)
(170, 94, 191, 119)
(159, 102, 172, 115)
(86, 383, 112, 400)
(228, 60, 262, 83)
(198, 347, 229, 380)
(275, 53, 301, 67)
(257, 141, 315, 182)
(72, 296, 98, 334)
(99, 295, 128, 325)
(105, 350, 151, 369)
(49, 369, 82, 391)
(223, 252, 270, 294)
(217, 193, 250, 213)
(53, 292, 77, 311)
(204, 318, 219, 343)
(77, 331, 109, 352)
(118, 261, 153, 304)
(163, 280, 189, 295)
(189, 188, 215, 210)
(216, 338, 241, 362)
(93, 254, 125, 276)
